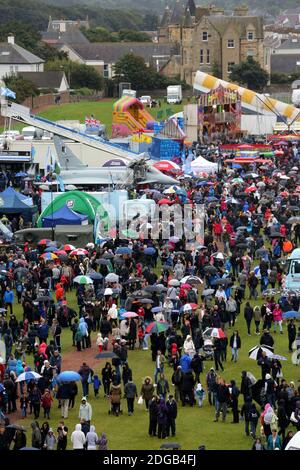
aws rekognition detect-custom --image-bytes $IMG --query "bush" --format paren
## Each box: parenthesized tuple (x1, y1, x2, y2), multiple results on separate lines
(76, 87, 94, 96)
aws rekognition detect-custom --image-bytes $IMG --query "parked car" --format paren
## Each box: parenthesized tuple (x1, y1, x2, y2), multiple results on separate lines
(139, 95, 152, 106)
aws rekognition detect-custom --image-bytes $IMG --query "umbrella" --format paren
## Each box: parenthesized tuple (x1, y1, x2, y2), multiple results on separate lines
(245, 186, 257, 193)
(105, 273, 119, 283)
(181, 283, 192, 289)
(103, 252, 115, 259)
(104, 288, 113, 296)
(56, 250, 68, 257)
(169, 236, 180, 244)
(168, 279, 180, 287)
(64, 244, 76, 252)
(20, 447, 40, 451)
(236, 226, 248, 231)
(144, 285, 167, 293)
(288, 217, 300, 224)
(73, 275, 93, 285)
(211, 278, 231, 286)
(183, 276, 203, 285)
(204, 265, 218, 274)
(140, 299, 154, 304)
(57, 371, 82, 382)
(0, 383, 5, 392)
(269, 232, 284, 238)
(44, 245, 59, 253)
(113, 258, 125, 266)
(203, 327, 225, 339)
(124, 278, 142, 285)
(70, 248, 89, 256)
(96, 259, 110, 266)
(86, 242, 95, 249)
(122, 312, 138, 318)
(40, 252, 58, 261)
(212, 252, 225, 260)
(151, 306, 162, 313)
(6, 424, 27, 431)
(88, 272, 103, 281)
(282, 311, 300, 319)
(38, 239, 52, 246)
(36, 296, 51, 302)
(144, 247, 156, 255)
(145, 321, 169, 334)
(270, 354, 287, 361)
(248, 345, 274, 360)
(163, 187, 176, 194)
(121, 229, 139, 239)
(115, 247, 132, 255)
(16, 371, 42, 382)
(202, 289, 215, 296)
(256, 248, 269, 257)
(182, 303, 198, 312)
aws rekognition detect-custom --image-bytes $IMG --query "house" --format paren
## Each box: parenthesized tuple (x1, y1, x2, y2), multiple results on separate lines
(59, 42, 174, 78)
(158, 1, 265, 84)
(271, 38, 300, 74)
(41, 29, 90, 46)
(47, 16, 90, 33)
(0, 35, 44, 81)
(17, 71, 69, 92)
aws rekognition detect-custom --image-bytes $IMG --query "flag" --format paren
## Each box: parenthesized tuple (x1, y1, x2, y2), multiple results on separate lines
(56, 175, 65, 192)
(45, 146, 52, 173)
(31, 145, 36, 162)
(85, 116, 91, 125)
(0, 87, 16, 99)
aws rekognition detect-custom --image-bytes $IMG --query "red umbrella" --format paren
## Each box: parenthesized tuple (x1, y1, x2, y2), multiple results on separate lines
(153, 161, 181, 172)
(38, 239, 52, 246)
(158, 198, 174, 205)
(63, 244, 76, 252)
(237, 144, 254, 150)
(245, 186, 256, 193)
(181, 283, 192, 289)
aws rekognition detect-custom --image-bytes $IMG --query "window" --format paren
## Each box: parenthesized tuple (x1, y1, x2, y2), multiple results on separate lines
(247, 31, 254, 41)
(202, 31, 208, 41)
(206, 49, 210, 64)
(14, 66, 18, 72)
(227, 62, 235, 73)
(10, 65, 13, 72)
(247, 50, 254, 57)
(200, 49, 204, 64)
(103, 64, 109, 78)
(227, 39, 235, 48)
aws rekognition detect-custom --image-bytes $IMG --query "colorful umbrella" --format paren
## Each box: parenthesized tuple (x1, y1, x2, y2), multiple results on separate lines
(116, 247, 132, 255)
(16, 371, 41, 382)
(70, 248, 88, 256)
(168, 279, 180, 287)
(73, 275, 93, 285)
(203, 327, 226, 339)
(38, 239, 52, 246)
(40, 252, 58, 261)
(64, 244, 76, 252)
(181, 283, 192, 289)
(145, 321, 169, 334)
(182, 303, 198, 312)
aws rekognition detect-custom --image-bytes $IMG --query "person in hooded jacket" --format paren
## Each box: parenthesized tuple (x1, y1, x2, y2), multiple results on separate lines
(78, 317, 88, 350)
(172, 366, 183, 403)
(148, 396, 158, 437)
(190, 352, 203, 383)
(181, 369, 195, 407)
(110, 382, 122, 416)
(241, 397, 259, 437)
(166, 395, 177, 437)
(71, 423, 86, 450)
(157, 398, 168, 439)
(86, 425, 98, 450)
(277, 399, 289, 440)
(31, 421, 42, 449)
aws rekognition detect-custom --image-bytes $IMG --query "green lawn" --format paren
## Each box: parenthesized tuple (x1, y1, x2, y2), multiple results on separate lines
(11, 280, 300, 450)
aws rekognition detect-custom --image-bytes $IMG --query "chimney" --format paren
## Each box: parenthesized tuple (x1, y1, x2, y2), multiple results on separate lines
(211, 7, 224, 16)
(7, 34, 15, 45)
(234, 5, 249, 16)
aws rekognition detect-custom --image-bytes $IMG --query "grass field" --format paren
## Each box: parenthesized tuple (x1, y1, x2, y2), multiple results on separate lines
(3, 98, 185, 137)
(10, 277, 300, 450)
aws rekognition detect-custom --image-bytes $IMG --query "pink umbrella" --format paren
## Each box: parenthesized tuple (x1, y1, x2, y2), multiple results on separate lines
(122, 312, 138, 318)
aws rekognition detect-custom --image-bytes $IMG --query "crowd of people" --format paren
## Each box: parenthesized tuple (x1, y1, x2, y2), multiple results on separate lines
(1, 137, 300, 450)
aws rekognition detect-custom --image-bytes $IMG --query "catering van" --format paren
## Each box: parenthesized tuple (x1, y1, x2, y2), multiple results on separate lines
(285, 248, 300, 290)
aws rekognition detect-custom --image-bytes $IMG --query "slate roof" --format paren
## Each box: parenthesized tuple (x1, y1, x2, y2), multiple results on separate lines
(208, 15, 264, 39)
(66, 42, 173, 62)
(17, 71, 67, 89)
(0, 42, 44, 64)
(271, 53, 300, 73)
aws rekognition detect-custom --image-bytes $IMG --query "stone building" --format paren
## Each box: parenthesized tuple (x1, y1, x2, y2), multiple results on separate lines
(158, 1, 265, 85)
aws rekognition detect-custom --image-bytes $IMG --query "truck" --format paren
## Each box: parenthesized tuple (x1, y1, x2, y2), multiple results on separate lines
(122, 89, 137, 98)
(167, 85, 182, 104)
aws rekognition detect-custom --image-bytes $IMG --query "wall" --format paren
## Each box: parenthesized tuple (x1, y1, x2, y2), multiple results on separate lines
(0, 63, 44, 81)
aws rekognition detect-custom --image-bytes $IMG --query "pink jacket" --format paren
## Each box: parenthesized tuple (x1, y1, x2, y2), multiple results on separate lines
(273, 307, 282, 322)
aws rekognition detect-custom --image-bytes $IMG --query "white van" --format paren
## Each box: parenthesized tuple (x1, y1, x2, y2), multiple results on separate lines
(285, 248, 300, 290)
(22, 126, 36, 140)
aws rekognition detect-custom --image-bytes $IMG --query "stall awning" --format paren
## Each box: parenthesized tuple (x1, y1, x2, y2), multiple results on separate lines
(0, 155, 31, 162)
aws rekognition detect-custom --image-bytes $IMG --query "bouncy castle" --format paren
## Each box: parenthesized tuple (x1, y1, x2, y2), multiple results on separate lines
(112, 96, 153, 138)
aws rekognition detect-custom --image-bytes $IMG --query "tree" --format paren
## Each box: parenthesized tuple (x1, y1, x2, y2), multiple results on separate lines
(4, 75, 39, 104)
(118, 29, 151, 42)
(81, 27, 117, 43)
(230, 57, 269, 92)
(113, 53, 168, 90)
(45, 59, 104, 91)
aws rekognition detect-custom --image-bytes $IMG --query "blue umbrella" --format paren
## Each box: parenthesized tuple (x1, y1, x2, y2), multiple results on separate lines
(196, 181, 208, 187)
(0, 383, 5, 392)
(151, 306, 162, 313)
(15, 171, 28, 177)
(144, 247, 156, 255)
(57, 371, 82, 382)
(88, 272, 103, 281)
(44, 246, 59, 253)
(116, 247, 132, 255)
(283, 311, 300, 319)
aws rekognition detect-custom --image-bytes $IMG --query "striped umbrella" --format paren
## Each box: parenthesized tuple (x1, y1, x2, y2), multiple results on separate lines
(70, 248, 88, 256)
(40, 252, 58, 261)
(145, 321, 169, 334)
(73, 275, 93, 285)
(16, 371, 41, 382)
(64, 244, 76, 252)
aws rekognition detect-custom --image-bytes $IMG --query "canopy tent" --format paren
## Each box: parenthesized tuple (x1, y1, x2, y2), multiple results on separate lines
(37, 190, 109, 228)
(41, 205, 89, 228)
(191, 156, 218, 175)
(0, 187, 36, 221)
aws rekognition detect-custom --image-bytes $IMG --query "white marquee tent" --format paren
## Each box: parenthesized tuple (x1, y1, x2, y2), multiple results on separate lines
(191, 155, 218, 175)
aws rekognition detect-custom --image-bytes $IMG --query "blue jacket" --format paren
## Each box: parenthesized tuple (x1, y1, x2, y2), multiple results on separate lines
(38, 324, 49, 340)
(4, 290, 14, 304)
(78, 317, 88, 336)
(179, 354, 192, 373)
(267, 435, 281, 450)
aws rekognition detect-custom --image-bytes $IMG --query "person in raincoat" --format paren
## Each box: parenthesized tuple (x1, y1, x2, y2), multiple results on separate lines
(183, 335, 196, 358)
